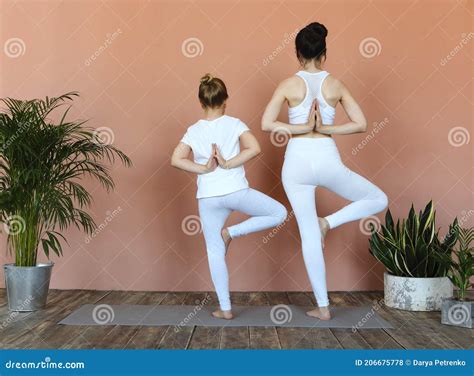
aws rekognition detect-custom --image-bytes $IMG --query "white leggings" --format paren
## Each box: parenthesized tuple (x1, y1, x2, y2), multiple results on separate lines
(282, 137, 388, 307)
(198, 188, 287, 311)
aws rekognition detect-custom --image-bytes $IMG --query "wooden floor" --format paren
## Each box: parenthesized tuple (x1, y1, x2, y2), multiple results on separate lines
(0, 289, 472, 349)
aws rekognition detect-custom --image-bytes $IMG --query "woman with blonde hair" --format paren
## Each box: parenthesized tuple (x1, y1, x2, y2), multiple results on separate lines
(172, 74, 287, 319)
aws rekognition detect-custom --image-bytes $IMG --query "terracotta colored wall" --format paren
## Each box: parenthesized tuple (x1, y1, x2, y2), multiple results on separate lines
(0, 0, 472, 292)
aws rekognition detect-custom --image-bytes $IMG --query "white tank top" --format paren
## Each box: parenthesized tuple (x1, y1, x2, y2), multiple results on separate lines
(288, 70, 336, 125)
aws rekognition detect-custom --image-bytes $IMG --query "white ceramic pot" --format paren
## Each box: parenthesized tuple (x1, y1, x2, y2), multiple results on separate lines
(384, 272, 453, 311)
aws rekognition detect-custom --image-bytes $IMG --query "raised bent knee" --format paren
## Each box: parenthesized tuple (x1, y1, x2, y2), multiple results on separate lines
(274, 204, 288, 225)
(375, 191, 388, 213)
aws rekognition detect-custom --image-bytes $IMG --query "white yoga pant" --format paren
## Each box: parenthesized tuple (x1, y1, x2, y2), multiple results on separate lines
(198, 188, 287, 311)
(282, 137, 388, 307)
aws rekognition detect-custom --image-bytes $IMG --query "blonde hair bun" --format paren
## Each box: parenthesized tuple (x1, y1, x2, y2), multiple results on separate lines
(200, 73, 214, 85)
(198, 74, 228, 108)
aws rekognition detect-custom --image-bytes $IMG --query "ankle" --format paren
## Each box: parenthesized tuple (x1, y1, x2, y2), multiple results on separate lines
(213, 309, 233, 319)
(222, 228, 230, 239)
(322, 217, 330, 230)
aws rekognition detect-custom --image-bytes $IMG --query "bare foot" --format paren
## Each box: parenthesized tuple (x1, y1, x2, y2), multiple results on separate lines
(306, 307, 331, 321)
(221, 228, 232, 255)
(212, 309, 233, 320)
(318, 217, 330, 250)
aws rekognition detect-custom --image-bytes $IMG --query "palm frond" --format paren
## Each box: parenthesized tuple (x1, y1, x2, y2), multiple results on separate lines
(0, 92, 131, 266)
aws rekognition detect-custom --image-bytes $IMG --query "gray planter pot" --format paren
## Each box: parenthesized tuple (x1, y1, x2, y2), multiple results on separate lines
(384, 272, 453, 311)
(441, 298, 473, 328)
(4, 262, 54, 311)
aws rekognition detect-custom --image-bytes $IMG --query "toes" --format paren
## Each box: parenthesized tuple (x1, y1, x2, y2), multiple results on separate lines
(306, 309, 331, 320)
(212, 310, 233, 320)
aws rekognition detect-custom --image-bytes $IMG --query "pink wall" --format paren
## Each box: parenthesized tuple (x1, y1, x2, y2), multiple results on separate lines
(0, 0, 472, 292)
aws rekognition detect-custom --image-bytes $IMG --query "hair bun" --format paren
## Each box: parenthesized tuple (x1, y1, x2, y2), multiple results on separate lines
(200, 73, 214, 85)
(309, 22, 328, 38)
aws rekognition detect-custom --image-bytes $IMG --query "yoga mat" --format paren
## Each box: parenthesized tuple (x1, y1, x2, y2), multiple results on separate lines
(59, 304, 393, 329)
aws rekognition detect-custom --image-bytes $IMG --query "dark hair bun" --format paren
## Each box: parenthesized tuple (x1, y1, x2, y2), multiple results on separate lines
(308, 22, 327, 38)
(295, 22, 328, 61)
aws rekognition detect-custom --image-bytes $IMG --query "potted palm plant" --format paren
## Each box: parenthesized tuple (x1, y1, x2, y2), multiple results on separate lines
(0, 92, 131, 311)
(435, 226, 473, 328)
(368, 201, 458, 311)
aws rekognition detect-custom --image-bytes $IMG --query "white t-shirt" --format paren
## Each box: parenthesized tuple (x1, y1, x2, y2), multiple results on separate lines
(180, 115, 250, 199)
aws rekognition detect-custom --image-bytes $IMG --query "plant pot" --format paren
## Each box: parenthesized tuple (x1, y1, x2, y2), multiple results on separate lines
(384, 272, 453, 311)
(441, 298, 473, 328)
(3, 262, 54, 311)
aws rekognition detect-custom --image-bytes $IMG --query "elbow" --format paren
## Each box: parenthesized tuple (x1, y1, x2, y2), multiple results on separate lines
(261, 120, 272, 132)
(254, 145, 262, 157)
(170, 157, 179, 168)
(248, 145, 261, 158)
(358, 121, 368, 133)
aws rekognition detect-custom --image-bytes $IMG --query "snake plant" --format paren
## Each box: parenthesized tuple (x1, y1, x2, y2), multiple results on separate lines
(368, 201, 458, 278)
(434, 226, 473, 300)
(0, 92, 131, 267)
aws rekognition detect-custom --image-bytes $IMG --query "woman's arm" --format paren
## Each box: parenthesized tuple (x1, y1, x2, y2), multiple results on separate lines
(171, 142, 217, 174)
(316, 79, 367, 135)
(214, 131, 261, 169)
(261, 79, 315, 135)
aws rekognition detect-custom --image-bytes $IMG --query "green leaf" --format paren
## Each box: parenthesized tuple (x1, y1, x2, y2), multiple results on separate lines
(0, 93, 131, 265)
(368, 201, 461, 278)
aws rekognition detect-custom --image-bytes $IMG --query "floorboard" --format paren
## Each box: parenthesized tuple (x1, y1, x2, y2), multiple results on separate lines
(248, 292, 280, 350)
(1, 289, 470, 350)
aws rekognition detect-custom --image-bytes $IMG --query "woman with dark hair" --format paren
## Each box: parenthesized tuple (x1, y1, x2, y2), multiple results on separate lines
(261, 22, 388, 320)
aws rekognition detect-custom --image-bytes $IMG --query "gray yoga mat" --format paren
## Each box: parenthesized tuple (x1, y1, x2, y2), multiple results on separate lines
(59, 304, 393, 329)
